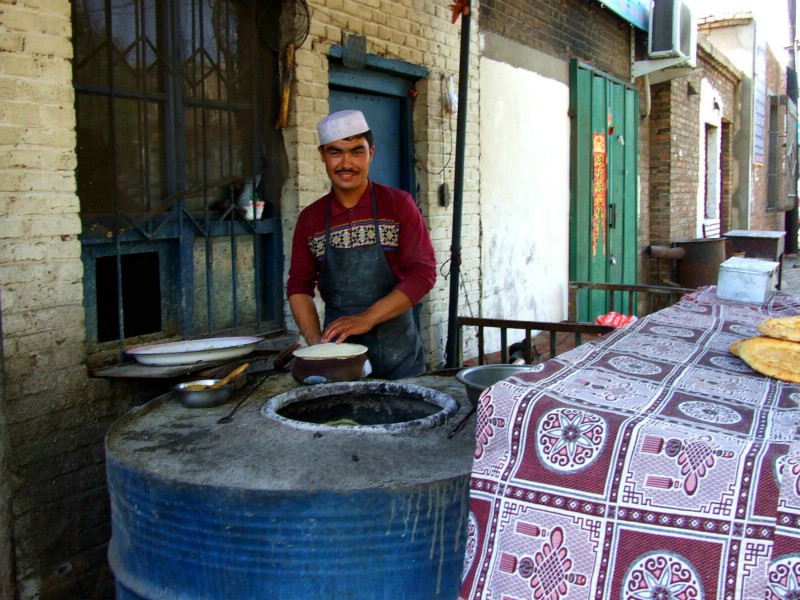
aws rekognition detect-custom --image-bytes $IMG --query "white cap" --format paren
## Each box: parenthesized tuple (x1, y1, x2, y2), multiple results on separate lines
(317, 110, 370, 145)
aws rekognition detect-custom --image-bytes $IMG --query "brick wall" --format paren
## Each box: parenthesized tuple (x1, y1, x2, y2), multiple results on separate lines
(675, 74, 702, 239)
(0, 2, 174, 595)
(480, 0, 632, 81)
(0, 0, 96, 597)
(646, 39, 751, 287)
(648, 76, 674, 245)
(648, 47, 741, 242)
(647, 74, 700, 285)
(720, 120, 734, 231)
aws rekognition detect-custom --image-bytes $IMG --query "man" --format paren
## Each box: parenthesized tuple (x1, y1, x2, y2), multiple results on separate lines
(287, 110, 437, 379)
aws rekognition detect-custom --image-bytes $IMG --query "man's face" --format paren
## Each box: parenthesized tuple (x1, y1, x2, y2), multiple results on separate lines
(319, 136, 374, 193)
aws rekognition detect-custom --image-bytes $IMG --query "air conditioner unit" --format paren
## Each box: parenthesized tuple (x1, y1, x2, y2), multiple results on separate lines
(648, 0, 697, 66)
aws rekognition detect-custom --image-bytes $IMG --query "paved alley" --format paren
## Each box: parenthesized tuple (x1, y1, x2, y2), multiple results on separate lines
(780, 252, 800, 296)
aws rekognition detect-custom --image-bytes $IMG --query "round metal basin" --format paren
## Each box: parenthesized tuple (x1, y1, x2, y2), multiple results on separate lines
(456, 363, 540, 405)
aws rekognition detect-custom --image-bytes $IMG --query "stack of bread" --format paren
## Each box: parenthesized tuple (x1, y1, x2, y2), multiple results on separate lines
(729, 316, 800, 383)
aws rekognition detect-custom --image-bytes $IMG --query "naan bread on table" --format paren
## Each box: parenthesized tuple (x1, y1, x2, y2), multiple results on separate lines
(757, 315, 800, 342)
(734, 336, 800, 383)
(728, 338, 746, 357)
(728, 336, 763, 357)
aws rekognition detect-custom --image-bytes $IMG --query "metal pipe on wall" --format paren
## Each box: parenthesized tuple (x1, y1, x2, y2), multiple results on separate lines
(785, 0, 798, 255)
(445, 0, 472, 368)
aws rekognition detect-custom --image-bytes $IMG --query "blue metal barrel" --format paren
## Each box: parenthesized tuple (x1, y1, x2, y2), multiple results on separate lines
(105, 376, 474, 599)
(108, 460, 469, 599)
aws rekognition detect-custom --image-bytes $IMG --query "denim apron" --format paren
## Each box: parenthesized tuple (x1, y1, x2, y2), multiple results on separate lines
(319, 184, 425, 379)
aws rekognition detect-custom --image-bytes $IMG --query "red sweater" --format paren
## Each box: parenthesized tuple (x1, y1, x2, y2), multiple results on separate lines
(287, 182, 437, 306)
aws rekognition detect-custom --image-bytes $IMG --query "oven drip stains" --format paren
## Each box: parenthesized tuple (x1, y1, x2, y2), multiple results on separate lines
(385, 478, 471, 596)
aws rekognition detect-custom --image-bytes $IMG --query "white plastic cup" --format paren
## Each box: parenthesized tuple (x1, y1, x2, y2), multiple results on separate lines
(246, 200, 265, 220)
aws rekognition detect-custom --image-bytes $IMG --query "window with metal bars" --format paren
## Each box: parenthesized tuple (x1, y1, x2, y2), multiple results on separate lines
(72, 0, 286, 362)
(767, 94, 798, 213)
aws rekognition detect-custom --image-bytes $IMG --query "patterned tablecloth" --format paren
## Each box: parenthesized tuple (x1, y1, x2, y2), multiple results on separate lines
(459, 287, 800, 600)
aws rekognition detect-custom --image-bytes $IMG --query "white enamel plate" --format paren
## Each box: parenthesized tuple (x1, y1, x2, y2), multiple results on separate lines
(126, 336, 264, 366)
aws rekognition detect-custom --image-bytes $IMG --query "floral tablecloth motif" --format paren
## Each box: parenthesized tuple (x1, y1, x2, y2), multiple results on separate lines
(459, 287, 800, 600)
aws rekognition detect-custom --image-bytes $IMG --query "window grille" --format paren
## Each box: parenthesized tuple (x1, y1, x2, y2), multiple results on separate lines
(73, 0, 285, 363)
(767, 94, 798, 212)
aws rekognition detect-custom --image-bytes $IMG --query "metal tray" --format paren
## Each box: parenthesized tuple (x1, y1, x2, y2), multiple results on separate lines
(126, 336, 263, 366)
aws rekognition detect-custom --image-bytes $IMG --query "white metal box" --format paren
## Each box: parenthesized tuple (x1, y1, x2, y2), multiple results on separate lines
(716, 257, 780, 304)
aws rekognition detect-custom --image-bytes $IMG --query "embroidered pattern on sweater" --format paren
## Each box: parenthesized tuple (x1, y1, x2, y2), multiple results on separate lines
(308, 220, 399, 258)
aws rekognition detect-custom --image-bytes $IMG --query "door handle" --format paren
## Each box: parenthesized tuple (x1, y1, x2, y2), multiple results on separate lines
(608, 203, 616, 228)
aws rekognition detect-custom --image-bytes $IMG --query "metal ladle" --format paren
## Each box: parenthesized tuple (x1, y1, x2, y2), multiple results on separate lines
(217, 372, 270, 424)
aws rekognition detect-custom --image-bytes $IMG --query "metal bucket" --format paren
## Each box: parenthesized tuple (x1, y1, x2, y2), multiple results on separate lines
(674, 238, 727, 288)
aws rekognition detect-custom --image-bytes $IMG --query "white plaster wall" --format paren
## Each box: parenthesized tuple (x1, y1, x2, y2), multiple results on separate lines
(478, 58, 570, 349)
(694, 1, 789, 67)
(701, 23, 755, 77)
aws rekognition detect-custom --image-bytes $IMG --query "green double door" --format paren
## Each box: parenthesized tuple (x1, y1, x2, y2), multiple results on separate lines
(569, 60, 639, 321)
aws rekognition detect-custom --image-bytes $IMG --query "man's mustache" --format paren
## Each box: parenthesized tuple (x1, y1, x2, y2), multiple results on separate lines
(335, 168, 359, 175)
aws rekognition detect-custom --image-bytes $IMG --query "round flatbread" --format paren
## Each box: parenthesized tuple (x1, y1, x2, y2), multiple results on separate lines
(729, 336, 764, 357)
(757, 316, 800, 342)
(735, 336, 800, 383)
(728, 338, 744, 357)
(293, 342, 368, 360)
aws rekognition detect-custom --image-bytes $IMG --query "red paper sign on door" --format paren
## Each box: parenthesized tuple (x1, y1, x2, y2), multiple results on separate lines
(592, 132, 607, 257)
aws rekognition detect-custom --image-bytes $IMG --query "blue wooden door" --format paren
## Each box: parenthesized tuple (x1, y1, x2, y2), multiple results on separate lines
(329, 90, 403, 188)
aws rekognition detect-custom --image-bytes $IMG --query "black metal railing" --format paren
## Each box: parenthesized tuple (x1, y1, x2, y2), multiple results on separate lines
(457, 317, 614, 366)
(568, 281, 695, 321)
(458, 282, 695, 366)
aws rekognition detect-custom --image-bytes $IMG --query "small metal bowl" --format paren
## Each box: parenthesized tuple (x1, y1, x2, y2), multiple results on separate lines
(173, 379, 233, 408)
(456, 364, 539, 406)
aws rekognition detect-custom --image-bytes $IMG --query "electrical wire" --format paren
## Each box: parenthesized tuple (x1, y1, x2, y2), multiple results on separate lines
(415, 72, 454, 176)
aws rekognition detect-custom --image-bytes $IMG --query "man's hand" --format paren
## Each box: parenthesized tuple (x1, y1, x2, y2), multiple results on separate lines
(321, 313, 375, 344)
(321, 289, 414, 344)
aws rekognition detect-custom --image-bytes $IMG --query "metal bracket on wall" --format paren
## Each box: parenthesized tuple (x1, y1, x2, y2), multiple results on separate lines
(632, 56, 698, 84)
(342, 32, 367, 69)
